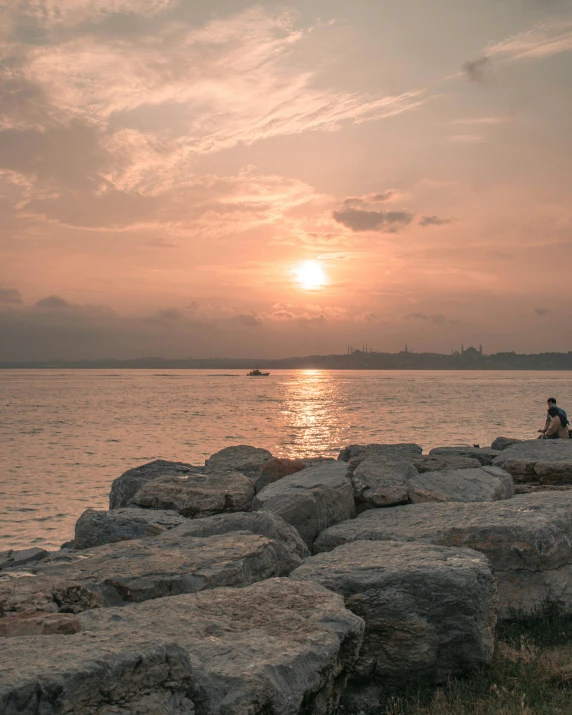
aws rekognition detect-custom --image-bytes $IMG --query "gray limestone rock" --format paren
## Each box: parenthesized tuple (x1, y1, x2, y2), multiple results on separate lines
(253, 461, 356, 547)
(0, 578, 365, 715)
(74, 507, 187, 549)
(256, 457, 307, 492)
(338, 443, 422, 463)
(164, 511, 309, 574)
(205, 444, 273, 481)
(0, 575, 104, 617)
(351, 455, 418, 509)
(109, 459, 202, 509)
(407, 466, 514, 503)
(3, 530, 295, 612)
(313, 493, 572, 616)
(413, 454, 481, 473)
(290, 540, 496, 683)
(493, 440, 572, 484)
(429, 446, 501, 466)
(491, 437, 526, 451)
(129, 470, 255, 517)
(0, 548, 50, 572)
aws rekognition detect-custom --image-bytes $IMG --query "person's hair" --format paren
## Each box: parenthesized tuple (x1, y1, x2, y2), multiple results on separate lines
(548, 406, 560, 418)
(547, 397, 557, 405)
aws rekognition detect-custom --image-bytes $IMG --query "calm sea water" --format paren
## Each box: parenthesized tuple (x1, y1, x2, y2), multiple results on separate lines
(1, 369, 571, 551)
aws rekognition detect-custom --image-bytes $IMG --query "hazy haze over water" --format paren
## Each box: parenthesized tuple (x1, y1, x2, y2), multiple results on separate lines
(1, 369, 571, 551)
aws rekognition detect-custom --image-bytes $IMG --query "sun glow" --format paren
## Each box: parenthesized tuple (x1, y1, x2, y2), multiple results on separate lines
(296, 260, 326, 291)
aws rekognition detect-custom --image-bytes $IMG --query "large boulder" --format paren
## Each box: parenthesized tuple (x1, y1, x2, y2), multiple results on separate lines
(129, 470, 255, 517)
(338, 443, 422, 463)
(253, 462, 356, 547)
(109, 460, 202, 509)
(256, 457, 307, 492)
(290, 540, 496, 683)
(491, 437, 526, 451)
(0, 579, 365, 715)
(205, 444, 273, 479)
(164, 511, 309, 574)
(313, 493, 572, 617)
(74, 507, 187, 549)
(0, 548, 50, 572)
(351, 455, 418, 509)
(429, 446, 501, 466)
(407, 466, 514, 503)
(4, 530, 296, 611)
(493, 440, 572, 484)
(412, 454, 481, 473)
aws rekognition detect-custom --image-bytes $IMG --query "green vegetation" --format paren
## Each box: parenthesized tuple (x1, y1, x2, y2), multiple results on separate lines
(378, 605, 572, 715)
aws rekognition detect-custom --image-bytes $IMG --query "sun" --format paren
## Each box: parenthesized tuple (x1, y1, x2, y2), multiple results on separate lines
(296, 260, 326, 291)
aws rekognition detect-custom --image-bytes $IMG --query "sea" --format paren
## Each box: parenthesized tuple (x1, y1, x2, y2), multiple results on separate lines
(1, 369, 571, 551)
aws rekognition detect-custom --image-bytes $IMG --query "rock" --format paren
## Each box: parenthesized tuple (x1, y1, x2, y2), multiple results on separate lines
(0, 576, 104, 616)
(351, 455, 418, 509)
(253, 461, 356, 547)
(164, 511, 309, 574)
(491, 437, 525, 451)
(313, 493, 572, 616)
(302, 457, 336, 466)
(74, 507, 187, 549)
(109, 459, 202, 509)
(429, 446, 501, 466)
(493, 441, 572, 484)
(256, 457, 307, 492)
(338, 443, 422, 463)
(129, 470, 255, 517)
(0, 579, 365, 715)
(407, 466, 514, 503)
(515, 484, 572, 495)
(290, 540, 496, 683)
(0, 612, 80, 638)
(205, 444, 273, 480)
(413, 454, 481, 473)
(0, 548, 50, 572)
(21, 530, 295, 609)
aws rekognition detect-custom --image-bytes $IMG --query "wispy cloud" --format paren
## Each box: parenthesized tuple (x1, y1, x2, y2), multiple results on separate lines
(405, 312, 459, 326)
(419, 215, 456, 227)
(487, 20, 572, 61)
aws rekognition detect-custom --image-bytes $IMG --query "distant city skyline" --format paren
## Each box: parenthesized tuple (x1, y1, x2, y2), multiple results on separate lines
(1, 1, 572, 360)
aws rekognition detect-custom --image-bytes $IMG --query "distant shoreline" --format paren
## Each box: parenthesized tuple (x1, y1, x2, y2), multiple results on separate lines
(2, 350, 572, 372)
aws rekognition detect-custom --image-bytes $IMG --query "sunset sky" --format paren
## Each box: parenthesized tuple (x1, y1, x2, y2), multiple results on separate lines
(1, 0, 572, 360)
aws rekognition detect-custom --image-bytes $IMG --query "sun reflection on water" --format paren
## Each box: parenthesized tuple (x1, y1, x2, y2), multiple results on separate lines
(278, 370, 347, 457)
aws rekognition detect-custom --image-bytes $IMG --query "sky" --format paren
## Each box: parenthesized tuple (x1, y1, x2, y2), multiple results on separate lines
(1, 0, 572, 360)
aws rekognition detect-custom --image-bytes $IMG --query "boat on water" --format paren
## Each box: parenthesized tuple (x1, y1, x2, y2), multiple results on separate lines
(247, 369, 270, 377)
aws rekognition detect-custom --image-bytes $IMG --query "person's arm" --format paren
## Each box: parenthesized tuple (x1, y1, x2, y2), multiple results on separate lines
(539, 413, 551, 433)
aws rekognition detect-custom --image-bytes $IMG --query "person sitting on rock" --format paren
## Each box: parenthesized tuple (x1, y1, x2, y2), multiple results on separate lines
(539, 398, 568, 437)
(542, 406, 570, 439)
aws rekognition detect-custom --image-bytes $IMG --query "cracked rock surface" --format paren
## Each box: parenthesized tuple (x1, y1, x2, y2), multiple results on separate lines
(291, 540, 496, 683)
(407, 466, 514, 503)
(110, 460, 203, 509)
(254, 461, 356, 547)
(74, 507, 187, 549)
(2, 531, 294, 612)
(129, 470, 255, 517)
(0, 579, 365, 715)
(313, 492, 572, 616)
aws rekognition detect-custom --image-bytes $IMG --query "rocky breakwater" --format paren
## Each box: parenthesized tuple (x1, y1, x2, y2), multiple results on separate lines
(492, 439, 572, 487)
(0, 438, 551, 714)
